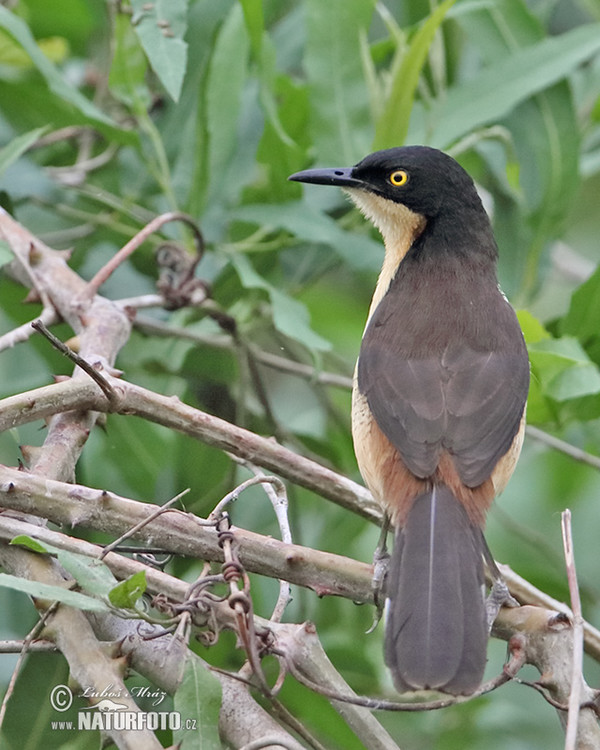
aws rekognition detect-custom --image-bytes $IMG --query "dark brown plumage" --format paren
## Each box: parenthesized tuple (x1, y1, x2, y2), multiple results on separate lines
(289, 146, 529, 695)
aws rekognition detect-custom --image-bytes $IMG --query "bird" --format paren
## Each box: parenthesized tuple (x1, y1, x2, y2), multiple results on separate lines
(289, 146, 530, 695)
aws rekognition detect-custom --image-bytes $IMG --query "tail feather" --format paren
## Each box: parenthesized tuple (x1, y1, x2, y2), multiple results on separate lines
(384, 485, 487, 695)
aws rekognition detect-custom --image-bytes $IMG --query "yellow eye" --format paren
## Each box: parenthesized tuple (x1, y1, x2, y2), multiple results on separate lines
(390, 169, 409, 187)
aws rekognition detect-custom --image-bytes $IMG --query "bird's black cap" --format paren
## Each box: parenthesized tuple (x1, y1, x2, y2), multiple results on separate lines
(289, 146, 480, 218)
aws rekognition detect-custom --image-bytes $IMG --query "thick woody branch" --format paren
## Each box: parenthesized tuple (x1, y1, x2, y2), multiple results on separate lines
(2, 513, 598, 747)
(0, 543, 162, 749)
(493, 606, 600, 749)
(0, 515, 395, 749)
(0, 376, 378, 521)
(2, 468, 600, 674)
(0, 208, 151, 749)
(0, 465, 373, 603)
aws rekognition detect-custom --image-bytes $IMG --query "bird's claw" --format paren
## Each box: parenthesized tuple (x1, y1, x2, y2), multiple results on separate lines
(367, 544, 390, 633)
(486, 577, 519, 632)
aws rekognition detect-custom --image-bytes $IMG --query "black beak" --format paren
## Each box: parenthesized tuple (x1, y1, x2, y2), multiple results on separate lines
(288, 166, 364, 189)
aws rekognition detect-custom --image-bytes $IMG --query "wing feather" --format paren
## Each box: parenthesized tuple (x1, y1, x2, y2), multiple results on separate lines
(357, 268, 529, 488)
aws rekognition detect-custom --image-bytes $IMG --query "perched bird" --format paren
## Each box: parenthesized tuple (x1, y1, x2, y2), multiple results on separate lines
(289, 146, 529, 695)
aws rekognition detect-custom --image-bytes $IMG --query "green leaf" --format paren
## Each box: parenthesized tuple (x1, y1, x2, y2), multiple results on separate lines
(173, 657, 222, 750)
(55, 552, 118, 598)
(446, 0, 583, 296)
(420, 22, 600, 148)
(0, 6, 128, 140)
(108, 12, 150, 108)
(374, 0, 456, 149)
(517, 309, 550, 344)
(130, 0, 188, 102)
(529, 337, 600, 402)
(233, 201, 383, 271)
(562, 264, 600, 351)
(0, 126, 48, 177)
(108, 571, 147, 609)
(10, 536, 118, 597)
(10, 535, 49, 554)
(0, 572, 109, 612)
(304, 0, 374, 164)
(203, 3, 250, 212)
(239, 0, 263, 59)
(230, 253, 332, 352)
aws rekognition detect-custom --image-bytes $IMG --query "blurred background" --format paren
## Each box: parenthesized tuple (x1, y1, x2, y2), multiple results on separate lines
(1, 0, 600, 747)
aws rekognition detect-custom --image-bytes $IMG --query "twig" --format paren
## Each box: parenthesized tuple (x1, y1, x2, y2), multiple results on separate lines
(561, 509, 584, 750)
(81, 212, 204, 300)
(209, 475, 292, 522)
(0, 462, 375, 604)
(0, 603, 59, 729)
(31, 319, 119, 405)
(527, 425, 600, 472)
(116, 294, 165, 310)
(100, 488, 190, 558)
(239, 738, 303, 750)
(133, 313, 354, 388)
(231, 460, 293, 623)
(0, 306, 58, 353)
(46, 143, 118, 186)
(0, 639, 57, 653)
(280, 647, 511, 712)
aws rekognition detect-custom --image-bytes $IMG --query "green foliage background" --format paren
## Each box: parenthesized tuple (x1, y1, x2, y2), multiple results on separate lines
(1, 0, 600, 747)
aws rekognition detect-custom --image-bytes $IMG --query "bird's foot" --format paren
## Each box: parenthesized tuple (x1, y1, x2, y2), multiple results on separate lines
(485, 577, 519, 632)
(367, 520, 391, 633)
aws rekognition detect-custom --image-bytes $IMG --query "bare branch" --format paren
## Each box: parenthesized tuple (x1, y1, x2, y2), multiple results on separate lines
(31, 319, 120, 406)
(0, 465, 374, 604)
(0, 306, 58, 353)
(0, 376, 378, 521)
(80, 212, 204, 300)
(561, 510, 585, 750)
(100, 488, 191, 558)
(527, 426, 600, 473)
(493, 605, 600, 747)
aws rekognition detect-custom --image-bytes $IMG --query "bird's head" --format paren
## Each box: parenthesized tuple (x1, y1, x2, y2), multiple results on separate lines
(289, 146, 480, 216)
(289, 146, 490, 257)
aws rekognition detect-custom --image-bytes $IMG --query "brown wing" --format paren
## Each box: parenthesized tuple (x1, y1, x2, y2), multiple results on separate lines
(357, 272, 529, 488)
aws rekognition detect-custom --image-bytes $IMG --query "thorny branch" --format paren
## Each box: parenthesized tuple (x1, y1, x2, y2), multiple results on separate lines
(1, 207, 600, 748)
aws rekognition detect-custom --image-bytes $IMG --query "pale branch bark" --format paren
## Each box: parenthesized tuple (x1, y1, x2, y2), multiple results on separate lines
(3, 374, 600, 653)
(2, 513, 597, 749)
(0, 543, 162, 750)
(2, 204, 600, 748)
(2, 473, 600, 675)
(272, 622, 401, 750)
(0, 183, 374, 749)
(0, 305, 58, 353)
(562, 510, 586, 750)
(0, 207, 132, 359)
(0, 376, 379, 522)
(0, 513, 395, 748)
(0, 378, 101, 432)
(0, 640, 57, 653)
(90, 614, 306, 750)
(0, 207, 160, 749)
(493, 606, 600, 750)
(0, 466, 374, 603)
(80, 211, 203, 300)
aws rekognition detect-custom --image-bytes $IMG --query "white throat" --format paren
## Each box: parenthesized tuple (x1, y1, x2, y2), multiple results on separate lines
(345, 188, 426, 321)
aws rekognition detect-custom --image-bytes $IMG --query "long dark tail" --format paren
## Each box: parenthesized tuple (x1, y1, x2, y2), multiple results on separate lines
(384, 485, 487, 695)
